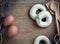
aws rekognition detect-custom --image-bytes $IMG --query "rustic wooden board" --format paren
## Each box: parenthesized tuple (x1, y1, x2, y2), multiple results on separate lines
(1, 0, 60, 44)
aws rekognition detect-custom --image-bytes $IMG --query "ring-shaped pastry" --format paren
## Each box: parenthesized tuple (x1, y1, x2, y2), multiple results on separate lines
(30, 4, 46, 20)
(34, 36, 51, 44)
(36, 11, 52, 27)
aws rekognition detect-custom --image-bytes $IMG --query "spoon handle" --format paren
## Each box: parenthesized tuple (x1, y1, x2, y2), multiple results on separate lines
(55, 12, 60, 36)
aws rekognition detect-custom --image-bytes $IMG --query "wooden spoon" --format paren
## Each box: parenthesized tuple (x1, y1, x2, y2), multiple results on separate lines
(50, 1, 60, 36)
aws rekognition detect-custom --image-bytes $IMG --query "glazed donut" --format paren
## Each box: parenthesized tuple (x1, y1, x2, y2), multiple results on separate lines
(30, 4, 46, 20)
(36, 11, 52, 27)
(34, 36, 51, 44)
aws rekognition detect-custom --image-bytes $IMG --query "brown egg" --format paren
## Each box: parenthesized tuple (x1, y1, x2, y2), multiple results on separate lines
(7, 25, 18, 38)
(3, 15, 14, 26)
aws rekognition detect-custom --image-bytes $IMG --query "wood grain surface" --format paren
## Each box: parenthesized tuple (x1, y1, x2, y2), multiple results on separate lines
(1, 0, 60, 44)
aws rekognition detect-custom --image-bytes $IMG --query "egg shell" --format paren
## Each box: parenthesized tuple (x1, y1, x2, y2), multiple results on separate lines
(3, 15, 14, 26)
(7, 25, 18, 38)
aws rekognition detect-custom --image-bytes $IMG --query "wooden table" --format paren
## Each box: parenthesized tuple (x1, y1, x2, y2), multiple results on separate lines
(2, 0, 60, 44)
